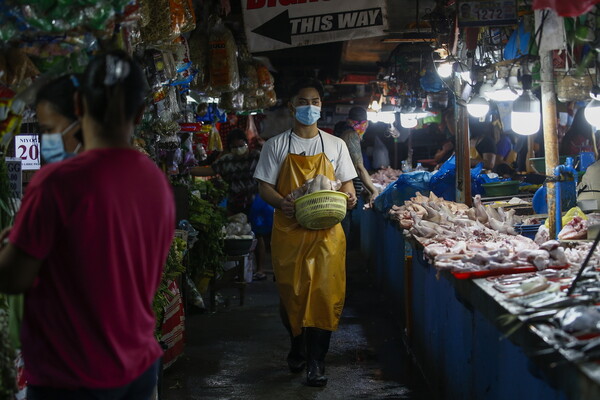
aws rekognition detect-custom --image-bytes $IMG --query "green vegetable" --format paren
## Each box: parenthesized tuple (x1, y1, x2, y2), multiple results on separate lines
(153, 237, 187, 338)
(187, 179, 227, 283)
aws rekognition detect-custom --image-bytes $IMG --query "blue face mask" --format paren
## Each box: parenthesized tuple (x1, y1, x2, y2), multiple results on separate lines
(41, 121, 80, 163)
(294, 105, 321, 126)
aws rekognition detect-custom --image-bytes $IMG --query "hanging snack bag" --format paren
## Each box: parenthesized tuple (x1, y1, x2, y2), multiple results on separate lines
(179, 0, 196, 33)
(208, 17, 240, 93)
(238, 44, 258, 92)
(188, 27, 210, 92)
(219, 91, 244, 111)
(7, 47, 39, 88)
(255, 61, 274, 89)
(140, 0, 181, 43)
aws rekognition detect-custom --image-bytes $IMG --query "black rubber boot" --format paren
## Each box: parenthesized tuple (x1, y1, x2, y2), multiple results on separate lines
(287, 331, 306, 373)
(305, 328, 331, 387)
(280, 303, 306, 373)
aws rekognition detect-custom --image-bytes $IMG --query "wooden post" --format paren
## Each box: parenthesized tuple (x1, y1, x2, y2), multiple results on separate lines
(540, 50, 560, 239)
(455, 76, 472, 206)
(526, 136, 536, 173)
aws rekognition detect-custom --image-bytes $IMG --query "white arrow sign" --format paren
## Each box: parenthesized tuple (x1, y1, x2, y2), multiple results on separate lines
(242, 0, 388, 52)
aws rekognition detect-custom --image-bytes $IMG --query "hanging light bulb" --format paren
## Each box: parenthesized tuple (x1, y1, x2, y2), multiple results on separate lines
(467, 95, 490, 118)
(511, 75, 541, 135)
(486, 78, 521, 101)
(455, 62, 471, 83)
(584, 87, 600, 127)
(436, 61, 453, 79)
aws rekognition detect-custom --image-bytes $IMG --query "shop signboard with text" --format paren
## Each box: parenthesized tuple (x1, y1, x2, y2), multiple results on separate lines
(14, 134, 41, 171)
(242, 0, 388, 52)
(6, 158, 22, 198)
(457, 0, 518, 27)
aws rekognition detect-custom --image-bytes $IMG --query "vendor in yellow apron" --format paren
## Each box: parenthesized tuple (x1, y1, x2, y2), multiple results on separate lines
(273, 131, 346, 386)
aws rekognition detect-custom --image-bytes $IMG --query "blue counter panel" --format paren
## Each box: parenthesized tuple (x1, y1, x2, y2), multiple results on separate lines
(382, 219, 404, 314)
(409, 247, 566, 400)
(359, 207, 600, 399)
(360, 209, 375, 267)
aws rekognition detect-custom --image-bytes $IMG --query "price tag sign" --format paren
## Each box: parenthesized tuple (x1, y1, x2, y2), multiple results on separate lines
(458, 0, 517, 27)
(6, 158, 22, 199)
(14, 134, 41, 171)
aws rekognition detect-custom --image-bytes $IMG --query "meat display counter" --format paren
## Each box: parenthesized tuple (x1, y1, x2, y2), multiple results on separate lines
(359, 203, 600, 400)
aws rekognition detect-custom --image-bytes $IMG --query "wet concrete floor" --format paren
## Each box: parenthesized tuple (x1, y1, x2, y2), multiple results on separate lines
(161, 251, 432, 400)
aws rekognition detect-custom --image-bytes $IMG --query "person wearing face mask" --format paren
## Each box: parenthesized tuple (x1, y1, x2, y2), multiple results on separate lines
(254, 78, 357, 387)
(35, 74, 84, 163)
(339, 107, 379, 206)
(191, 129, 268, 280)
(0, 51, 175, 399)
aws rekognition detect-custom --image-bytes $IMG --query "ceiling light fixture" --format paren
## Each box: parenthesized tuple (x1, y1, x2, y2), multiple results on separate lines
(436, 61, 453, 79)
(584, 86, 600, 128)
(467, 95, 490, 118)
(511, 75, 541, 135)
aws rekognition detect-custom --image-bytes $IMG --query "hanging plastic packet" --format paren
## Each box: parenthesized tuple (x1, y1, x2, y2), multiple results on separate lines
(255, 61, 274, 89)
(7, 47, 39, 88)
(179, 0, 196, 33)
(207, 124, 223, 152)
(239, 44, 259, 92)
(208, 16, 240, 93)
(245, 114, 264, 148)
(219, 91, 244, 111)
(140, 0, 181, 43)
(243, 94, 258, 111)
(188, 25, 210, 92)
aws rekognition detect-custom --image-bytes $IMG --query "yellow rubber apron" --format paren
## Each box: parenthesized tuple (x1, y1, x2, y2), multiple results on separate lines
(272, 132, 346, 337)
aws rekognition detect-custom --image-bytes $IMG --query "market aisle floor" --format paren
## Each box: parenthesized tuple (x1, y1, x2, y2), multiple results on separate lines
(161, 250, 432, 400)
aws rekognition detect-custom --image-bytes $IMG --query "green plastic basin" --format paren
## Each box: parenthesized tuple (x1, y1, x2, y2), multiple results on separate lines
(482, 180, 520, 197)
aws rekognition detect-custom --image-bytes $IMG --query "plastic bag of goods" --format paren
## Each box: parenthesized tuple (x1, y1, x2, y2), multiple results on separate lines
(188, 27, 210, 92)
(255, 61, 274, 89)
(140, 0, 181, 42)
(208, 17, 240, 93)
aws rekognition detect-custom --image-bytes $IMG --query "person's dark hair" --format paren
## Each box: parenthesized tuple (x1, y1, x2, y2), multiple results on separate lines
(80, 50, 149, 129)
(289, 77, 324, 100)
(348, 106, 367, 121)
(35, 74, 80, 122)
(227, 129, 247, 150)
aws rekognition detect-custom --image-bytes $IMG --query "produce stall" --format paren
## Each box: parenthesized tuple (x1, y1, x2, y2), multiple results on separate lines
(0, 0, 278, 397)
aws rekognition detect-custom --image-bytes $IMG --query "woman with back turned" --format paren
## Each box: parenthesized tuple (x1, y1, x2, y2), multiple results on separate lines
(0, 51, 175, 399)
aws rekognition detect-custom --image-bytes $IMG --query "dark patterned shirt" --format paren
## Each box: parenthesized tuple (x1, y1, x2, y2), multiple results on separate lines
(213, 149, 261, 213)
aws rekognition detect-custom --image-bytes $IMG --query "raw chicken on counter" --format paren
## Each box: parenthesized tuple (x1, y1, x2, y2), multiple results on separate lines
(558, 216, 589, 240)
(370, 167, 403, 191)
(392, 192, 571, 273)
(557, 213, 600, 240)
(289, 174, 342, 199)
(562, 242, 600, 270)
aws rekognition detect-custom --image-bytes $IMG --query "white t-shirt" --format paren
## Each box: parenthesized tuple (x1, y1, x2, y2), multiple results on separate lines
(254, 129, 358, 186)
